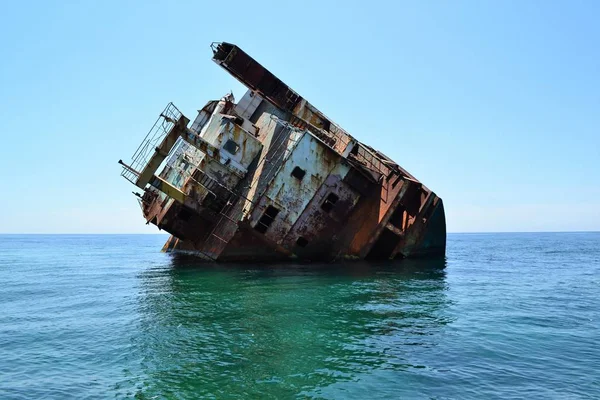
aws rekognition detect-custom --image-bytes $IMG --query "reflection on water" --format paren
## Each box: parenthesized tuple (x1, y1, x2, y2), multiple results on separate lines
(132, 257, 450, 398)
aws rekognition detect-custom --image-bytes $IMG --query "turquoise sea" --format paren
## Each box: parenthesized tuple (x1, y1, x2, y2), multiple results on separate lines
(1, 233, 599, 399)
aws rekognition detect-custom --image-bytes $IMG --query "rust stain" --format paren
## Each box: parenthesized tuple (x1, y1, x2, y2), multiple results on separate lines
(119, 42, 446, 262)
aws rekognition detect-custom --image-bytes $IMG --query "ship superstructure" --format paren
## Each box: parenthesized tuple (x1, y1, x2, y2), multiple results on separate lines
(119, 42, 446, 261)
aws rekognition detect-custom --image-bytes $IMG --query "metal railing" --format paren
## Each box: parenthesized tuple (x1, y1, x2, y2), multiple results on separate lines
(120, 102, 183, 185)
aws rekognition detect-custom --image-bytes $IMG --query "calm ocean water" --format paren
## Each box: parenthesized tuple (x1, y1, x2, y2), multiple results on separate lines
(0, 233, 599, 399)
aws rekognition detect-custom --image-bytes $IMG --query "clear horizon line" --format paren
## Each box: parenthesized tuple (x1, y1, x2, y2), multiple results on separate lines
(0, 231, 598, 235)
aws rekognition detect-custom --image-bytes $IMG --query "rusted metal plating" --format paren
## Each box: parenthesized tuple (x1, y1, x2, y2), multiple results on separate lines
(119, 42, 446, 261)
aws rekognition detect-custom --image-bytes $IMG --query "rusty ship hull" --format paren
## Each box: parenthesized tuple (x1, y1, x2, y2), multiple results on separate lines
(119, 42, 446, 262)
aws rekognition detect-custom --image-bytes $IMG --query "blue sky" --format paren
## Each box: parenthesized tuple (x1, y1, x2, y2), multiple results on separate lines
(1, 0, 598, 233)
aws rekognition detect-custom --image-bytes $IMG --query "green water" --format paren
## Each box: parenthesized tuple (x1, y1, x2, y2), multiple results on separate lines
(132, 259, 449, 398)
(1, 234, 599, 399)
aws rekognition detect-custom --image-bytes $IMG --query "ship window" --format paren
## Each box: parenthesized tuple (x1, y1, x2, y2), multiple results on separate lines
(254, 205, 280, 234)
(291, 166, 306, 180)
(223, 139, 240, 155)
(296, 237, 309, 247)
(322, 118, 331, 132)
(321, 193, 339, 213)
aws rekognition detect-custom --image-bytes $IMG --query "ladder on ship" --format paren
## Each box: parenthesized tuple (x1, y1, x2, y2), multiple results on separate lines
(201, 196, 242, 260)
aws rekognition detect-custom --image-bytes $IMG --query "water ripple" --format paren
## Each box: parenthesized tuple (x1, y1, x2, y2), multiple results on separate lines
(0, 233, 599, 399)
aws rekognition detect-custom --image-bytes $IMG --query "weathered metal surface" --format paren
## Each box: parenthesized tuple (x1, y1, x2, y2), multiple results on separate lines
(280, 172, 360, 259)
(119, 42, 446, 262)
(149, 175, 187, 203)
(247, 132, 345, 246)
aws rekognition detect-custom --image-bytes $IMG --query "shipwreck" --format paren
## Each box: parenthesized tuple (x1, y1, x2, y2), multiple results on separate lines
(119, 42, 446, 261)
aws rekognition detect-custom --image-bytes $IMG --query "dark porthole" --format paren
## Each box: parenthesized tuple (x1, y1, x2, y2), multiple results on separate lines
(291, 166, 306, 181)
(223, 139, 240, 155)
(321, 193, 339, 213)
(296, 237, 309, 247)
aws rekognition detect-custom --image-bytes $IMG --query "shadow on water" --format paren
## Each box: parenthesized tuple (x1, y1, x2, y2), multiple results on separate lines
(167, 253, 447, 278)
(128, 257, 451, 399)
